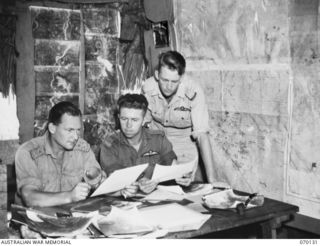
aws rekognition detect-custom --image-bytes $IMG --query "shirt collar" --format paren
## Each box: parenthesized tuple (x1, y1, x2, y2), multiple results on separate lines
(44, 131, 55, 157)
(119, 127, 150, 147)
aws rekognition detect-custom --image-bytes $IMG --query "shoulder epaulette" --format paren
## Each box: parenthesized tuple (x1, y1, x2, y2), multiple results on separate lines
(30, 146, 46, 160)
(102, 133, 119, 148)
(147, 129, 165, 136)
(102, 138, 113, 148)
(74, 138, 90, 152)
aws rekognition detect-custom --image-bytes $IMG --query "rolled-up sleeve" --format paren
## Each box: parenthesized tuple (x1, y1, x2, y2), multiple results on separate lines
(190, 84, 211, 139)
(15, 148, 42, 193)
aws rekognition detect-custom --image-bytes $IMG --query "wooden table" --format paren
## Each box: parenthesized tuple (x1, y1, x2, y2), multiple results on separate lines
(11, 191, 299, 239)
(166, 194, 299, 239)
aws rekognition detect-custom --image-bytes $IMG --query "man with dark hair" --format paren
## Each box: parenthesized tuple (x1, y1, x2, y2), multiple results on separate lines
(99, 93, 178, 198)
(15, 101, 103, 207)
(142, 50, 216, 184)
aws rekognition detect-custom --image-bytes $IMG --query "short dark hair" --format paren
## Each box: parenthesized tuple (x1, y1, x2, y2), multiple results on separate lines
(48, 101, 82, 126)
(158, 50, 186, 76)
(117, 93, 148, 114)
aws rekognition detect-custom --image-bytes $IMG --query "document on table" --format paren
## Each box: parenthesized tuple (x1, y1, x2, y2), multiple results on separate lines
(91, 164, 148, 197)
(142, 185, 186, 203)
(151, 160, 195, 183)
(139, 203, 211, 232)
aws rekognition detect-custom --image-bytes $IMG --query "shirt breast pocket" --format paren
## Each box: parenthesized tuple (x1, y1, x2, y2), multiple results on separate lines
(140, 153, 161, 165)
(171, 105, 192, 128)
(62, 165, 83, 189)
(152, 109, 164, 124)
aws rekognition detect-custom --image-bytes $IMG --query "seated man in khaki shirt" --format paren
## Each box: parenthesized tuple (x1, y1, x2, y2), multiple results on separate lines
(15, 101, 103, 208)
(99, 93, 185, 198)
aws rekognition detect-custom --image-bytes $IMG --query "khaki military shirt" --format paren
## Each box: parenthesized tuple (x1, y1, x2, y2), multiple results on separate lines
(15, 132, 101, 195)
(142, 76, 210, 140)
(99, 128, 177, 177)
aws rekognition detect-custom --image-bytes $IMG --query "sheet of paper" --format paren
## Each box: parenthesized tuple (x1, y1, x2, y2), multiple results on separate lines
(151, 161, 195, 183)
(157, 185, 185, 195)
(139, 203, 211, 232)
(91, 164, 148, 197)
(142, 187, 185, 203)
(94, 206, 154, 237)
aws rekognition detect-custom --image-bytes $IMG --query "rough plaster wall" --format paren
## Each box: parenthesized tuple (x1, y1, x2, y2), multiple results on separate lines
(286, 0, 320, 219)
(174, 0, 290, 201)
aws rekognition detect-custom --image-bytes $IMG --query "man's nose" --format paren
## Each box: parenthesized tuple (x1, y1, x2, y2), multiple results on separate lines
(73, 130, 80, 139)
(126, 120, 132, 128)
(166, 81, 173, 89)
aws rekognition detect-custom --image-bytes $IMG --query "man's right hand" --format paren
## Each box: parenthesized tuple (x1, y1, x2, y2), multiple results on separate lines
(71, 182, 91, 202)
(120, 182, 139, 198)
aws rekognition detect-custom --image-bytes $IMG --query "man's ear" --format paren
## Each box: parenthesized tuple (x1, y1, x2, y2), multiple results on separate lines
(154, 70, 159, 81)
(142, 112, 150, 127)
(142, 115, 147, 126)
(48, 123, 56, 134)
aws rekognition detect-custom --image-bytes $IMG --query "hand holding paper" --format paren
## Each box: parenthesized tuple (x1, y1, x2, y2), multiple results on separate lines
(121, 182, 139, 198)
(91, 158, 196, 197)
(91, 164, 148, 197)
(151, 159, 195, 183)
(138, 178, 158, 194)
(175, 172, 193, 187)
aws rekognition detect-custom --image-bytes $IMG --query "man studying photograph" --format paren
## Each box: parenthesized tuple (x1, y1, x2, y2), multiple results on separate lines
(15, 101, 103, 208)
(99, 93, 190, 198)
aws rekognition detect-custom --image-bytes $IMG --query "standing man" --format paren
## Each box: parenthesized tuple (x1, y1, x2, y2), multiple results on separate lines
(15, 101, 103, 207)
(99, 93, 181, 198)
(142, 50, 215, 183)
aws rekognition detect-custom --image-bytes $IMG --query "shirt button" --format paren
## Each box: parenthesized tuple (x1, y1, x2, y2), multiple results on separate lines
(167, 106, 170, 109)
(165, 120, 168, 123)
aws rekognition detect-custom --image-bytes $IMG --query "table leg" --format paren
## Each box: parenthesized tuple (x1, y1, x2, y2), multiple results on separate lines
(259, 215, 293, 238)
(260, 219, 277, 238)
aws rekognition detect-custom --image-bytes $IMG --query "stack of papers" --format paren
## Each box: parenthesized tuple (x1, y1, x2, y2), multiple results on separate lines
(142, 186, 185, 203)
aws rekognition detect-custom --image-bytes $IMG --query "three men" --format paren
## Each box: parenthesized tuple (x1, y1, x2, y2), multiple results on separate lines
(15, 101, 103, 207)
(99, 93, 184, 198)
(142, 50, 215, 183)
(15, 50, 215, 207)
